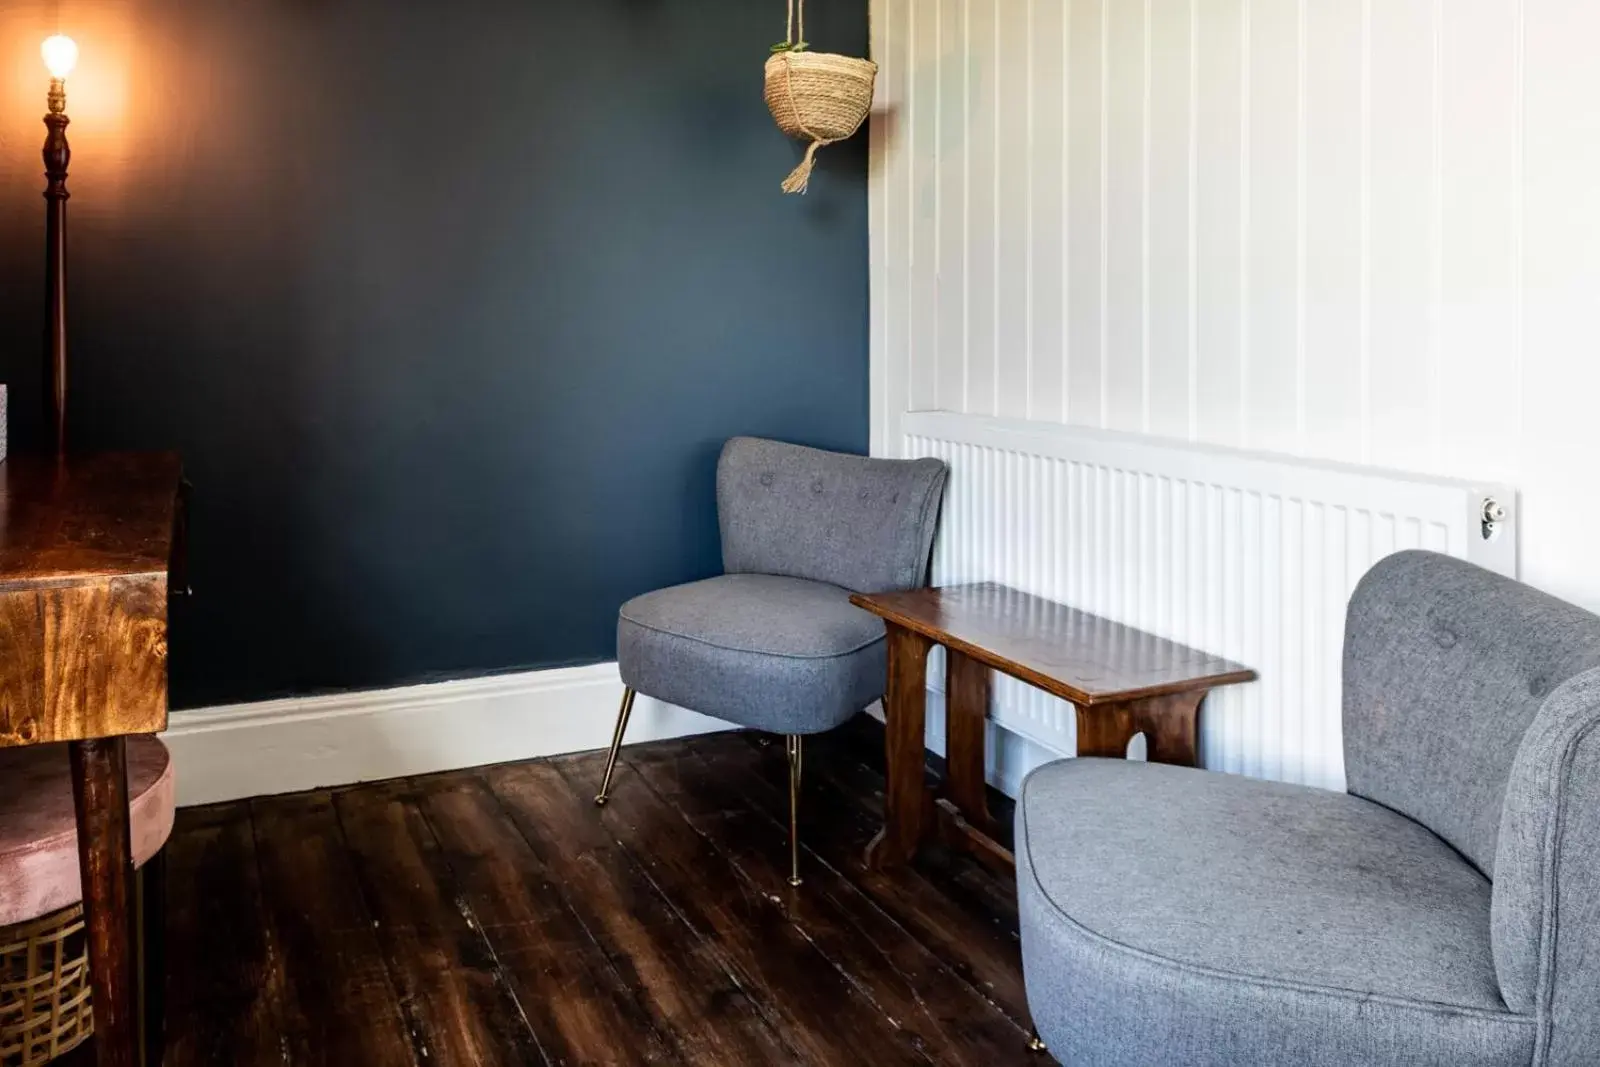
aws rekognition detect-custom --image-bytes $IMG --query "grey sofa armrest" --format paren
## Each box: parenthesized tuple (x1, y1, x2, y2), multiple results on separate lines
(1491, 668, 1600, 1061)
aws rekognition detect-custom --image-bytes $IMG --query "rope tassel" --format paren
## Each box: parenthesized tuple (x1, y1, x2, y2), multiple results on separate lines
(781, 139, 827, 195)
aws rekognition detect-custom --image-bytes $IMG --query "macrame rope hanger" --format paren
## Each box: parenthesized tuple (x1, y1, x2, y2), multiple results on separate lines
(763, 0, 877, 194)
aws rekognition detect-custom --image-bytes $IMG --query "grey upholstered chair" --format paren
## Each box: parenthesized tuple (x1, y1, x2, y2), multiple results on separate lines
(595, 437, 948, 886)
(1016, 551, 1600, 1066)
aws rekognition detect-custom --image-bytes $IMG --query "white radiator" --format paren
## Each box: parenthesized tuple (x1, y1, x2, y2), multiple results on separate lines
(903, 411, 1518, 792)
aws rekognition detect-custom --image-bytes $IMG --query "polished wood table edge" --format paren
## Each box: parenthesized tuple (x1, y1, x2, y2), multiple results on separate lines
(857, 582, 1259, 877)
(850, 589, 1257, 706)
(0, 568, 171, 595)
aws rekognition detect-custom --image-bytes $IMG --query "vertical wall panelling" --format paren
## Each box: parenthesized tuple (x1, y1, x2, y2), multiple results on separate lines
(870, 0, 1600, 614)
(935, 0, 967, 412)
(1301, 0, 1365, 462)
(1146, 0, 1192, 441)
(869, 0, 891, 456)
(870, 0, 1600, 786)
(1192, 0, 1246, 447)
(1103, 0, 1145, 433)
(966, 0, 999, 417)
(909, 0, 940, 414)
(1028, 0, 1067, 425)
(1436, 0, 1518, 481)
(1364, 0, 1435, 473)
(880, 0, 913, 452)
(994, 0, 1031, 418)
(1246, 0, 1300, 455)
(1065, 0, 1104, 428)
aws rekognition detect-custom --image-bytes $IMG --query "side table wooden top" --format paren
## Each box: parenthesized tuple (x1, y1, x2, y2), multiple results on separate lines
(0, 452, 182, 747)
(850, 582, 1255, 706)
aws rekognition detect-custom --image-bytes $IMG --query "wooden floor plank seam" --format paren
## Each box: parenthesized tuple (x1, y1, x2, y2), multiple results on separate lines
(537, 757, 842, 1067)
(120, 721, 1038, 1067)
(613, 748, 936, 1061)
(679, 736, 1031, 1041)
(548, 753, 936, 1066)
(403, 779, 560, 1067)
(628, 738, 1029, 1062)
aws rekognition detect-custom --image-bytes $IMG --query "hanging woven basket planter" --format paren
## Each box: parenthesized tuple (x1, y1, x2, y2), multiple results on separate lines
(765, 0, 877, 194)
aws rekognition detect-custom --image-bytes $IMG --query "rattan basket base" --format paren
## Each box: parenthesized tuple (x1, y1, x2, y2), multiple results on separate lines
(0, 905, 92, 1067)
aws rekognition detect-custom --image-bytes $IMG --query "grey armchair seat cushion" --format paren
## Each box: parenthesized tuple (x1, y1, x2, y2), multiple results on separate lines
(617, 573, 887, 735)
(1017, 758, 1533, 1067)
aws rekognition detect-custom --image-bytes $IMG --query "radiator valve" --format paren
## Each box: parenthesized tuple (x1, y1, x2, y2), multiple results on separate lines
(1481, 498, 1507, 541)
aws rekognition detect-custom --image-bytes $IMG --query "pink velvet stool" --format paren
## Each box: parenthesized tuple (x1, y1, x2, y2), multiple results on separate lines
(0, 736, 173, 1066)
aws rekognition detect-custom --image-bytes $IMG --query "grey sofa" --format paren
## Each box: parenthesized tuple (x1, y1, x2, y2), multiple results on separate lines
(594, 436, 948, 885)
(1017, 550, 1600, 1066)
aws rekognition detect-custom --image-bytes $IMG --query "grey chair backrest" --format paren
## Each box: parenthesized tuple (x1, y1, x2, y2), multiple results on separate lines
(717, 437, 948, 594)
(1343, 550, 1600, 1047)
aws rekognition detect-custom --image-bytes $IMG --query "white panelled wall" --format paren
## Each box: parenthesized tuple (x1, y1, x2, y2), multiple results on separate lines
(868, 0, 1600, 615)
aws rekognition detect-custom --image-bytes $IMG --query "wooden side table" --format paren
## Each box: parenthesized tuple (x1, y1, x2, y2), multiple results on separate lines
(0, 453, 183, 1067)
(850, 582, 1256, 874)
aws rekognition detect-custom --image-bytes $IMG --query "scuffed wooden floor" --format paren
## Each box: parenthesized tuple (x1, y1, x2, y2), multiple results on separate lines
(140, 718, 1036, 1065)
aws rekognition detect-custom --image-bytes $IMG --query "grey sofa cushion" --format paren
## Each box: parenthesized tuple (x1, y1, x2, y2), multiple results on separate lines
(717, 437, 948, 594)
(1016, 758, 1533, 1067)
(1344, 551, 1600, 879)
(617, 574, 886, 734)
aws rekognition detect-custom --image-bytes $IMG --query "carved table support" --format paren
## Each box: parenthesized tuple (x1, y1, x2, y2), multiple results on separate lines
(864, 623, 934, 870)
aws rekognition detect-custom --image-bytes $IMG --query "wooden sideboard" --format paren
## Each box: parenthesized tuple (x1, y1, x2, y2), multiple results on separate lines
(0, 452, 183, 1067)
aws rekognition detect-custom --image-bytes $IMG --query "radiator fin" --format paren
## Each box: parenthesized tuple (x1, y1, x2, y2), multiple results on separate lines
(905, 417, 1513, 792)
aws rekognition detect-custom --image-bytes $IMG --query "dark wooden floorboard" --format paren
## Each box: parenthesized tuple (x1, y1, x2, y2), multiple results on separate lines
(332, 779, 548, 1067)
(482, 761, 799, 1066)
(555, 752, 934, 1067)
(153, 720, 1039, 1066)
(249, 791, 419, 1067)
(414, 771, 682, 1065)
(625, 738, 1028, 1065)
(162, 802, 286, 1067)
(735, 727, 1033, 1026)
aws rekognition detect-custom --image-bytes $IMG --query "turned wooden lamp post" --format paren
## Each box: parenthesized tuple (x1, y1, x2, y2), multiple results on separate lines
(42, 33, 78, 456)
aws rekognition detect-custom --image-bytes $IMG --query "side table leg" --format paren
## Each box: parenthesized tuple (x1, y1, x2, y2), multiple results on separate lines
(1074, 703, 1139, 759)
(1128, 691, 1207, 767)
(865, 623, 934, 869)
(70, 737, 140, 1067)
(943, 649, 997, 836)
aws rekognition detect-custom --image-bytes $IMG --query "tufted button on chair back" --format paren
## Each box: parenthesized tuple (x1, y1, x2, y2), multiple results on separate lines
(716, 437, 948, 594)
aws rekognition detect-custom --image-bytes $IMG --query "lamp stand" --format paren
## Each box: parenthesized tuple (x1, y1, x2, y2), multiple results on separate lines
(43, 77, 71, 456)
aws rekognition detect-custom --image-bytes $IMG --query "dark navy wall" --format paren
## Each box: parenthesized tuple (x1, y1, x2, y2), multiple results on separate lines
(0, 0, 869, 707)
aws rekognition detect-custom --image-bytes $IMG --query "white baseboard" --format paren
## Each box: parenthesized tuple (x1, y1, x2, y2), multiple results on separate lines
(160, 663, 732, 807)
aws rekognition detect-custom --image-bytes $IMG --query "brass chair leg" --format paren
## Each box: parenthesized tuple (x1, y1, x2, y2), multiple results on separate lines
(1027, 1032, 1048, 1052)
(594, 687, 636, 806)
(786, 734, 803, 887)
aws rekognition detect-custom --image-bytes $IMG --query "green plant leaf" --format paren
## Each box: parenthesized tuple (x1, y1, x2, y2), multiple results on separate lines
(770, 41, 792, 52)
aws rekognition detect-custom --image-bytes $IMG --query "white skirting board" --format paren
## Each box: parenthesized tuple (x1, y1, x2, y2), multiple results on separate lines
(160, 663, 733, 807)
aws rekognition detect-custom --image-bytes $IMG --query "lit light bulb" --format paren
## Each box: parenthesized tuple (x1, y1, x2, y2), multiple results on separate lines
(41, 35, 79, 80)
